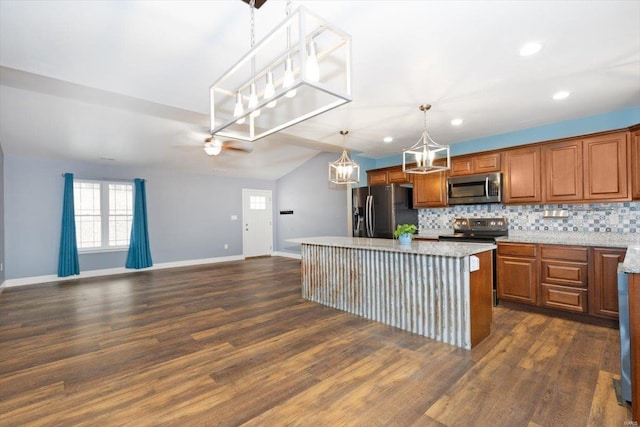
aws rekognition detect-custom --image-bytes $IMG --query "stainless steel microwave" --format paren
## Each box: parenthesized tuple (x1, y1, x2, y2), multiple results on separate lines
(447, 172, 502, 205)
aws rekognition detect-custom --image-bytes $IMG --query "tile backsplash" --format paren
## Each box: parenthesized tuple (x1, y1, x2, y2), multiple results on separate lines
(419, 202, 639, 233)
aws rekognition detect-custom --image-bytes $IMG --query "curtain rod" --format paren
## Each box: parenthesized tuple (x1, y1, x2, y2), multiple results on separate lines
(60, 174, 144, 183)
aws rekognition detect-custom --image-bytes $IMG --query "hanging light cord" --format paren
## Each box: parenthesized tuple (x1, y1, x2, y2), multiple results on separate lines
(286, 0, 292, 48)
(250, 0, 256, 78)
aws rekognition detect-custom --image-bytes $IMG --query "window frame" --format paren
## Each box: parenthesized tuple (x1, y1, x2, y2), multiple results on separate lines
(74, 179, 134, 254)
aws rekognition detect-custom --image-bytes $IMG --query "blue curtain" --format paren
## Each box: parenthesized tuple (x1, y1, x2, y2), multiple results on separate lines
(58, 173, 80, 277)
(126, 178, 153, 269)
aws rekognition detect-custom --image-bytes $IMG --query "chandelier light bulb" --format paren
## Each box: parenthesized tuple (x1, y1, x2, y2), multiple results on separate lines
(248, 82, 261, 118)
(283, 56, 297, 97)
(264, 71, 277, 108)
(233, 91, 245, 125)
(306, 39, 320, 82)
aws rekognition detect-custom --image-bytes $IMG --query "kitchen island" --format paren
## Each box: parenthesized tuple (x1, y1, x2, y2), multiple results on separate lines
(288, 236, 496, 350)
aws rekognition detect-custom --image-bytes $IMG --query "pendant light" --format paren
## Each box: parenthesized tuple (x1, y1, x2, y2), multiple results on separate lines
(402, 104, 450, 174)
(329, 130, 360, 185)
(209, 0, 352, 142)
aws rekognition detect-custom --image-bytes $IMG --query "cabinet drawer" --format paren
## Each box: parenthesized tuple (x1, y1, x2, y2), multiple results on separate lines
(541, 284, 588, 313)
(540, 245, 588, 262)
(497, 243, 537, 258)
(541, 260, 588, 287)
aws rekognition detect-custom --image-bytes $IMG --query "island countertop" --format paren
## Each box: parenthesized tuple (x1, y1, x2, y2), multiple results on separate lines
(287, 236, 495, 258)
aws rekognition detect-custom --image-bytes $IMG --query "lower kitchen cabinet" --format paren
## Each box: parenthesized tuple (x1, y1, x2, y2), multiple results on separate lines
(541, 284, 588, 313)
(590, 247, 626, 319)
(497, 243, 538, 305)
(497, 242, 627, 320)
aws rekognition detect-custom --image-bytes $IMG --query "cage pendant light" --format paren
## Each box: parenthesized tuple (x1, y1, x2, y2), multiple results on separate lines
(209, 1, 352, 142)
(402, 105, 450, 174)
(329, 130, 360, 185)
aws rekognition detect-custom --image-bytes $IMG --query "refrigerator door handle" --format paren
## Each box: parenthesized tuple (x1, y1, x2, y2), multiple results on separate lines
(366, 195, 374, 237)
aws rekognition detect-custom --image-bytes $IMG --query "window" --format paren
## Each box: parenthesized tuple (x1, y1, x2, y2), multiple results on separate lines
(74, 180, 133, 251)
(249, 195, 266, 210)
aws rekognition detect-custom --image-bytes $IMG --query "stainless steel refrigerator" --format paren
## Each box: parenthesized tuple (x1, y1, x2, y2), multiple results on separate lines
(353, 184, 418, 238)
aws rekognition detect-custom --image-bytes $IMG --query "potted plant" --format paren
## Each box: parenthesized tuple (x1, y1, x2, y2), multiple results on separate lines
(393, 224, 417, 245)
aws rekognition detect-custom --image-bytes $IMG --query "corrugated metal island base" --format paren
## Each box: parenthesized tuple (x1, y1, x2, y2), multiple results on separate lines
(288, 236, 496, 350)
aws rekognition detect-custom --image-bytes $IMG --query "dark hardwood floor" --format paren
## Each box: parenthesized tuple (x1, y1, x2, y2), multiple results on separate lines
(0, 257, 632, 426)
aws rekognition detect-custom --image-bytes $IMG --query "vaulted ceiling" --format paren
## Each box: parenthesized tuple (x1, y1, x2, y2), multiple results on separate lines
(1, 1, 639, 180)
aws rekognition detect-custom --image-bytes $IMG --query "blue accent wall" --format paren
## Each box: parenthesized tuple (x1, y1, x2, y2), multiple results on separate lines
(370, 106, 640, 167)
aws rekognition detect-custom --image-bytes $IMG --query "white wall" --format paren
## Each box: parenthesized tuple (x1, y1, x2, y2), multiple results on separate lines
(276, 152, 349, 254)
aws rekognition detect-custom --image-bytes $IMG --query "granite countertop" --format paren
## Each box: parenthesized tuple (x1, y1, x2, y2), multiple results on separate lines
(417, 228, 640, 274)
(495, 230, 640, 248)
(621, 244, 640, 274)
(288, 236, 495, 258)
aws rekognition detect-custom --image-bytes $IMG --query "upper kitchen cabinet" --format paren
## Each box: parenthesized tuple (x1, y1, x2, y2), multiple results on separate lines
(367, 166, 411, 186)
(388, 168, 412, 184)
(543, 139, 584, 202)
(413, 159, 448, 208)
(367, 169, 389, 186)
(450, 153, 501, 176)
(583, 131, 630, 201)
(503, 146, 542, 204)
(632, 127, 640, 199)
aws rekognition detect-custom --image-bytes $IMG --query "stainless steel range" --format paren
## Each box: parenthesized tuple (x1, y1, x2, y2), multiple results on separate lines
(438, 217, 509, 306)
(438, 217, 509, 243)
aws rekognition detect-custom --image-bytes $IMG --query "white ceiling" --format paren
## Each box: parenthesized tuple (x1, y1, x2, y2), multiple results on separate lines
(1, 0, 639, 180)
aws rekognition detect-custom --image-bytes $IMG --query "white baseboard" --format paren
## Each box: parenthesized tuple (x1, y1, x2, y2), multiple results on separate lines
(2, 255, 246, 288)
(272, 251, 301, 260)
(0, 280, 5, 293)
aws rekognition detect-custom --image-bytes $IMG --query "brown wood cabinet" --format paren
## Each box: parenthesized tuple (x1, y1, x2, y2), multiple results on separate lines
(632, 128, 640, 199)
(412, 159, 448, 208)
(367, 166, 410, 186)
(503, 146, 542, 204)
(497, 243, 538, 305)
(497, 242, 627, 320)
(388, 168, 410, 184)
(540, 245, 589, 313)
(583, 131, 629, 201)
(590, 247, 626, 319)
(543, 139, 584, 202)
(449, 153, 501, 176)
(367, 169, 388, 186)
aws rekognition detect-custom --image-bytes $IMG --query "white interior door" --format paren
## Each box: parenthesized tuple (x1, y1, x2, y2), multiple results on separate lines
(242, 189, 273, 257)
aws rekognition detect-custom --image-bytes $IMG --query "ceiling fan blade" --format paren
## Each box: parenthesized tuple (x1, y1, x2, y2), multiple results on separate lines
(223, 146, 253, 153)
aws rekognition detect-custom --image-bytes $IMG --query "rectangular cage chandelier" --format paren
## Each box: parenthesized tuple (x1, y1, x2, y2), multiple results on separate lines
(209, 5, 352, 142)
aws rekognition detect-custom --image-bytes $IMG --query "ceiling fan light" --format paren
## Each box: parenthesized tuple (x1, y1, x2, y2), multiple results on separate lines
(204, 139, 222, 156)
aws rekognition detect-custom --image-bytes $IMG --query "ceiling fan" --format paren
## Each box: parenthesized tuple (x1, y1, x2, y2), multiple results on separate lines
(203, 137, 253, 156)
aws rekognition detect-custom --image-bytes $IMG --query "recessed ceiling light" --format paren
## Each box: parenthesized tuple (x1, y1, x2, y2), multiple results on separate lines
(552, 90, 570, 100)
(451, 118, 463, 126)
(383, 136, 393, 143)
(520, 42, 542, 56)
